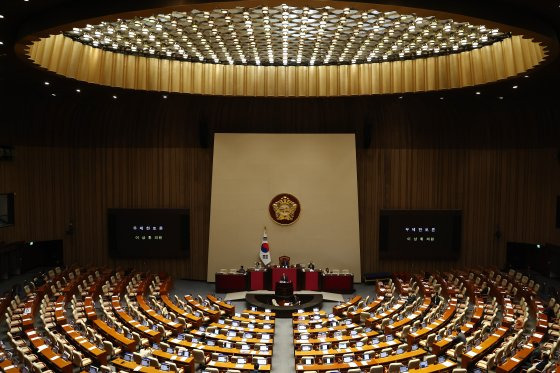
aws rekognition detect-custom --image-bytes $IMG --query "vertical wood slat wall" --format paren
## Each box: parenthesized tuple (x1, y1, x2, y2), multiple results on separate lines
(1, 145, 558, 279)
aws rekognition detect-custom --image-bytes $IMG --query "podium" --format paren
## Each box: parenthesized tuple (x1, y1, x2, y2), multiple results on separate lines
(271, 267, 297, 290)
(275, 281, 294, 298)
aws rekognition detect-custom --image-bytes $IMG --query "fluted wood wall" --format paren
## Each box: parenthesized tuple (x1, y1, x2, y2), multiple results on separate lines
(0, 94, 559, 279)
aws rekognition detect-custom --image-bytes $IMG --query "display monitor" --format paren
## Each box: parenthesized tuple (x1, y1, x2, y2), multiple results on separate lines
(379, 209, 461, 259)
(108, 208, 189, 258)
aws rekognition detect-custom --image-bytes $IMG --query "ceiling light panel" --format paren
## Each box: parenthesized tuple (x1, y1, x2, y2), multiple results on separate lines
(64, 5, 510, 66)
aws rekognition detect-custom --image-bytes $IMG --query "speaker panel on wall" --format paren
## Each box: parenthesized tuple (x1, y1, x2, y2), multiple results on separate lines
(198, 119, 211, 148)
(556, 196, 560, 229)
(0, 146, 14, 161)
(362, 115, 372, 149)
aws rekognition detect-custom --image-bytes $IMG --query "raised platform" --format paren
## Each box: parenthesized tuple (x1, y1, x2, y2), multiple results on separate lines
(245, 292, 323, 318)
(223, 290, 344, 302)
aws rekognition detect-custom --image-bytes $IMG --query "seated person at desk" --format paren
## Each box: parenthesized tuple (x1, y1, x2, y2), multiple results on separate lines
(307, 261, 315, 270)
(534, 351, 549, 371)
(431, 293, 440, 305)
(280, 273, 289, 282)
(480, 285, 491, 297)
(521, 342, 543, 370)
(254, 261, 261, 269)
(513, 313, 525, 330)
(237, 265, 246, 274)
(406, 293, 417, 305)
(544, 305, 556, 320)
(451, 326, 466, 345)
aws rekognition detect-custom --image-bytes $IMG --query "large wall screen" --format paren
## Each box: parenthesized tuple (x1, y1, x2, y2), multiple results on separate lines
(379, 210, 461, 260)
(108, 208, 189, 258)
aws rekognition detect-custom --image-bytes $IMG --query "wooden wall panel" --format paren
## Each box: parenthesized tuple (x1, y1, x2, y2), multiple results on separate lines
(1, 94, 559, 279)
(1, 144, 556, 279)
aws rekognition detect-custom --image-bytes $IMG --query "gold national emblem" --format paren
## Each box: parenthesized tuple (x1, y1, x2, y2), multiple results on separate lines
(269, 194, 301, 225)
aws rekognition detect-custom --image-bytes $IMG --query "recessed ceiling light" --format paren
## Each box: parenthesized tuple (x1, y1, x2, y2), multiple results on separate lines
(44, 81, 50, 86)
(475, 91, 481, 95)
(498, 96, 504, 100)
(398, 96, 403, 99)
(162, 95, 168, 99)
(64, 5, 510, 67)
(512, 85, 518, 89)
(51, 93, 56, 96)
(439, 97, 444, 100)
(0, 15, 4, 19)
(76, 89, 81, 93)
(0, 42, 4, 46)
(524, 75, 529, 78)
(112, 95, 118, 99)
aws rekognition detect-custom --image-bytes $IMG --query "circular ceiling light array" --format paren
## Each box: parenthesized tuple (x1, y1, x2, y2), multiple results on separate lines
(64, 4, 510, 67)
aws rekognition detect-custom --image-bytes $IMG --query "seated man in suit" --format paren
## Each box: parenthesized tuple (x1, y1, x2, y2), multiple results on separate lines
(279, 256, 290, 268)
(451, 326, 466, 345)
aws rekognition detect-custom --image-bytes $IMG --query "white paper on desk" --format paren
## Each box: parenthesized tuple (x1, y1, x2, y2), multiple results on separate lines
(443, 361, 454, 367)
(133, 366, 142, 371)
(37, 345, 48, 352)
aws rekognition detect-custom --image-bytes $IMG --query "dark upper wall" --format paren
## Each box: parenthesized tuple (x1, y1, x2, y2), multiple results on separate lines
(0, 91, 559, 279)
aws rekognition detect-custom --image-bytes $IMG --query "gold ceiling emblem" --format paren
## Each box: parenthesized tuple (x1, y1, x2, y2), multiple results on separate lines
(269, 194, 301, 225)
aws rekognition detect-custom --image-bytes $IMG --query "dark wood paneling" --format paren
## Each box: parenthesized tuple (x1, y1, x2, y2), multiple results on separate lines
(1, 93, 559, 279)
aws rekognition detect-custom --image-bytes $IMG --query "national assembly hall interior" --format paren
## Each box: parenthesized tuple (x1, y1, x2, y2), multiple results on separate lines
(0, 0, 559, 372)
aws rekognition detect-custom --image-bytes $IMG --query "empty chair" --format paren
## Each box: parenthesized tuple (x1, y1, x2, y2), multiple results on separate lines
(397, 325, 410, 339)
(148, 357, 159, 368)
(72, 350, 92, 369)
(103, 340, 121, 358)
(369, 366, 383, 373)
(133, 352, 143, 364)
(359, 312, 371, 323)
(192, 349, 210, 370)
(388, 363, 403, 373)
(475, 352, 496, 371)
(132, 331, 148, 347)
(425, 354, 437, 365)
(446, 342, 465, 360)
(452, 369, 467, 373)
(408, 359, 420, 369)
(420, 333, 436, 350)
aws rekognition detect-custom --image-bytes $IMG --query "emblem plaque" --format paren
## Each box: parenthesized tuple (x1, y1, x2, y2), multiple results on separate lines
(269, 194, 301, 225)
